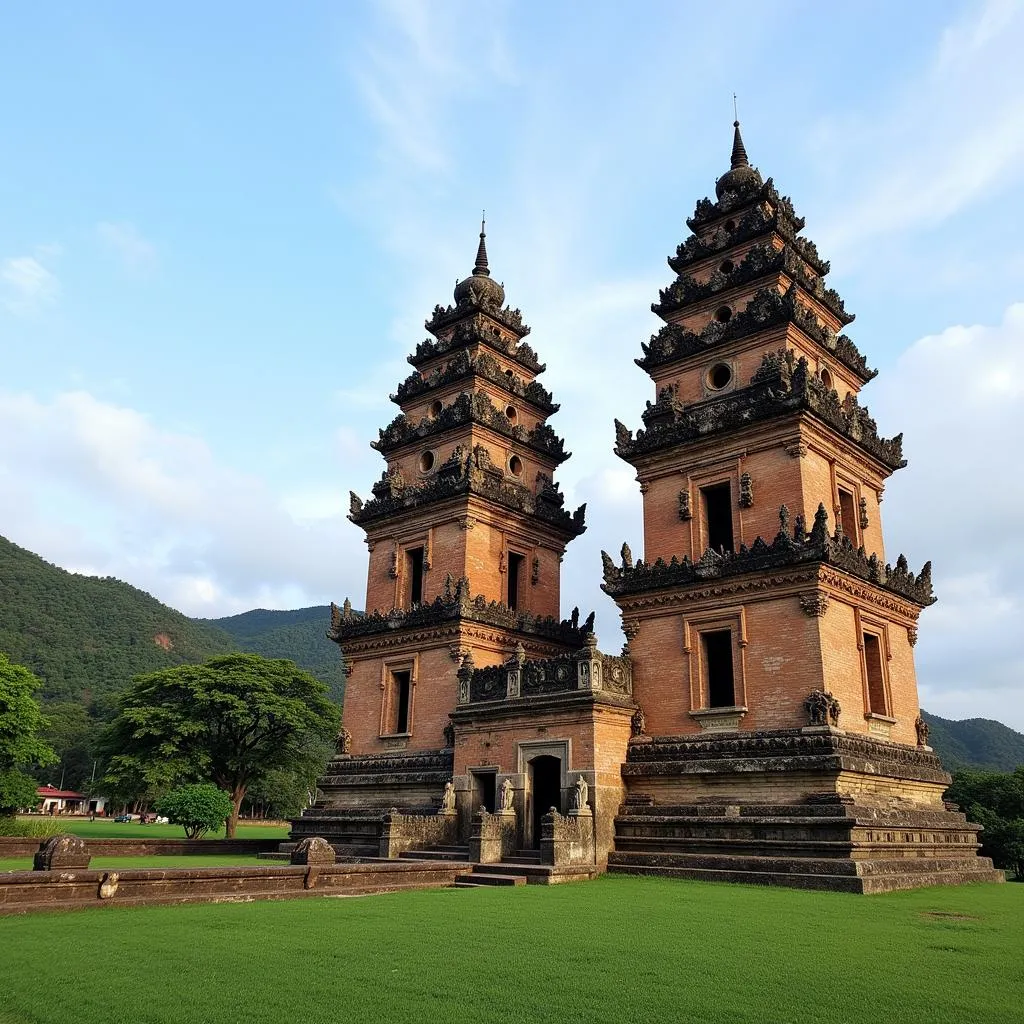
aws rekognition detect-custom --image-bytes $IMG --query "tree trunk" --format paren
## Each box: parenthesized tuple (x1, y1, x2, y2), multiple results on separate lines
(226, 787, 245, 839)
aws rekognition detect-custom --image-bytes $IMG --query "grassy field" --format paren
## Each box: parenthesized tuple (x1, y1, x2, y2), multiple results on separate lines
(0, 854, 267, 872)
(0, 876, 1020, 1024)
(13, 817, 289, 840)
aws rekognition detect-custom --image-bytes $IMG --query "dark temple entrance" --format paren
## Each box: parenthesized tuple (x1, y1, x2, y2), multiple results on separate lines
(471, 770, 496, 813)
(529, 756, 562, 849)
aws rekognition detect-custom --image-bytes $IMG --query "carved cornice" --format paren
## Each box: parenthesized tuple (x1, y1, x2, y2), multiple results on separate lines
(424, 303, 532, 344)
(622, 348, 901, 470)
(329, 576, 595, 649)
(612, 569, 818, 614)
(350, 443, 585, 538)
(621, 728, 949, 784)
(392, 349, 558, 414)
(601, 504, 935, 608)
(653, 243, 853, 327)
(373, 389, 569, 464)
(672, 196, 829, 278)
(686, 177, 804, 235)
(639, 284, 874, 382)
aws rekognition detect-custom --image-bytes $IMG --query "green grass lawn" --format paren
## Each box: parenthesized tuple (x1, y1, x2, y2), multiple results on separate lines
(0, 876, 1020, 1024)
(13, 817, 289, 840)
(0, 854, 267, 872)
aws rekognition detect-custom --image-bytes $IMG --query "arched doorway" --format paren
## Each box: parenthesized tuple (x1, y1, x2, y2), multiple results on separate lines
(528, 755, 562, 849)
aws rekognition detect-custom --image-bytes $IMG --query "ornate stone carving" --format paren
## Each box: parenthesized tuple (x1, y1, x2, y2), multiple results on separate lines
(784, 440, 808, 459)
(441, 779, 457, 812)
(915, 715, 930, 747)
(799, 593, 830, 617)
(803, 689, 841, 727)
(498, 778, 515, 812)
(388, 544, 399, 579)
(601, 503, 933, 607)
(349, 491, 363, 518)
(98, 872, 119, 899)
(290, 836, 336, 866)
(33, 834, 90, 871)
(531, 555, 540, 585)
(739, 472, 753, 508)
(335, 726, 352, 755)
(678, 489, 692, 520)
(631, 705, 647, 737)
(907, 627, 918, 647)
(571, 775, 589, 811)
(859, 496, 869, 530)
(442, 721, 455, 748)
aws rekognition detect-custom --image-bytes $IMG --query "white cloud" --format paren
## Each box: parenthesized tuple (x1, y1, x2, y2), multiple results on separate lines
(872, 302, 1024, 729)
(96, 221, 157, 273)
(0, 390, 367, 617)
(1, 252, 60, 314)
(813, 0, 1024, 259)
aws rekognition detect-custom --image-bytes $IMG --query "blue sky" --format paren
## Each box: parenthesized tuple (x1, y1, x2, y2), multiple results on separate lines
(1, 0, 1023, 728)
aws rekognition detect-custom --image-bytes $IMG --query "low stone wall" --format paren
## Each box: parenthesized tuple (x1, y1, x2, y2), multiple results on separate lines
(378, 811, 458, 858)
(0, 860, 466, 915)
(468, 810, 517, 864)
(541, 810, 596, 868)
(0, 837, 281, 860)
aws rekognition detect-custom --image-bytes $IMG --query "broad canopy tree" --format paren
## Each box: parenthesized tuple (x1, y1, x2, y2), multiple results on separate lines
(0, 652, 57, 815)
(104, 653, 340, 837)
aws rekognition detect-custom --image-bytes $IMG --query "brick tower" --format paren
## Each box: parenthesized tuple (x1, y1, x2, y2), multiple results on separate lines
(600, 124, 1003, 891)
(294, 226, 630, 870)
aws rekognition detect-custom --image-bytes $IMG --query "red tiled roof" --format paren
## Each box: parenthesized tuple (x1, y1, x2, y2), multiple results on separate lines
(36, 786, 86, 799)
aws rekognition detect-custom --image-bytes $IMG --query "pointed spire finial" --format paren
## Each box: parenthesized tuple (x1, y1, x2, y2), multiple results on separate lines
(473, 211, 490, 277)
(730, 105, 749, 170)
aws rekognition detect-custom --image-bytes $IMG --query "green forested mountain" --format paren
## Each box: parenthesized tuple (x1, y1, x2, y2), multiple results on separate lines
(202, 607, 345, 703)
(0, 536, 236, 711)
(922, 710, 1024, 773)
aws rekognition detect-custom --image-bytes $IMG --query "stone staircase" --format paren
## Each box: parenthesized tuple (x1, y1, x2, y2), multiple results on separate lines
(282, 808, 385, 861)
(398, 844, 470, 863)
(608, 796, 1006, 893)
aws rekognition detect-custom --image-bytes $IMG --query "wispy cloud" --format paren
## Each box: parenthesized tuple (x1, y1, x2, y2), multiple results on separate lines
(1, 248, 60, 314)
(97, 221, 157, 273)
(813, 0, 1024, 258)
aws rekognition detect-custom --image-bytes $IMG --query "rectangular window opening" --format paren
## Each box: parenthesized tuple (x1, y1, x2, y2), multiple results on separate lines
(391, 670, 412, 734)
(702, 630, 735, 708)
(701, 483, 734, 553)
(863, 633, 887, 715)
(406, 547, 424, 607)
(507, 552, 525, 611)
(838, 488, 857, 541)
(472, 771, 497, 813)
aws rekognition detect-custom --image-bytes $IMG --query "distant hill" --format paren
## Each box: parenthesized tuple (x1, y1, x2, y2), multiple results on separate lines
(921, 710, 1024, 773)
(202, 606, 346, 703)
(0, 535, 236, 711)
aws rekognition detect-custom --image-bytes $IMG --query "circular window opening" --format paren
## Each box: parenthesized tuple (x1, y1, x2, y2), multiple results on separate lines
(724, 219, 736, 232)
(707, 363, 733, 391)
(719, 259, 734, 274)
(505, 405, 518, 423)
(508, 455, 523, 477)
(418, 450, 436, 473)
(820, 368, 833, 390)
(714, 305, 733, 324)
(429, 399, 443, 418)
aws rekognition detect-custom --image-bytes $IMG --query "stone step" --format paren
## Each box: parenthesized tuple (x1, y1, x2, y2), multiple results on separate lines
(398, 849, 469, 862)
(455, 872, 527, 887)
(607, 861, 866, 893)
(609, 850, 862, 877)
(613, 836, 855, 857)
(502, 855, 543, 865)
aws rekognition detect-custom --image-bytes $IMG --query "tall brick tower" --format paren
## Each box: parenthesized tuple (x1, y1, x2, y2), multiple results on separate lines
(601, 125, 1003, 891)
(294, 226, 629, 865)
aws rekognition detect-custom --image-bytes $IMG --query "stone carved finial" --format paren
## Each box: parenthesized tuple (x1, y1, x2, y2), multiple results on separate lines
(571, 775, 589, 811)
(779, 504, 790, 533)
(498, 778, 515, 812)
(531, 555, 540, 585)
(291, 836, 336, 866)
(907, 627, 918, 648)
(915, 715, 930, 747)
(330, 602, 342, 633)
(859, 496, 869, 529)
(441, 780, 457, 812)
(342, 597, 352, 618)
(804, 689, 841, 728)
(631, 705, 647, 737)
(33, 834, 90, 871)
(621, 543, 633, 570)
(349, 491, 363, 518)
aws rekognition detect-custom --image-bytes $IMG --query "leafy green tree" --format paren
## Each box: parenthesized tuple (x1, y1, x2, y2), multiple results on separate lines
(948, 767, 1024, 879)
(0, 652, 57, 814)
(103, 653, 340, 836)
(157, 783, 235, 839)
(40, 701, 98, 791)
(243, 735, 333, 819)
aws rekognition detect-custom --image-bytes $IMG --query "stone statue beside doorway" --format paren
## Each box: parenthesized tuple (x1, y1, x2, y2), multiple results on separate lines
(571, 774, 589, 812)
(498, 778, 515, 812)
(440, 780, 456, 813)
